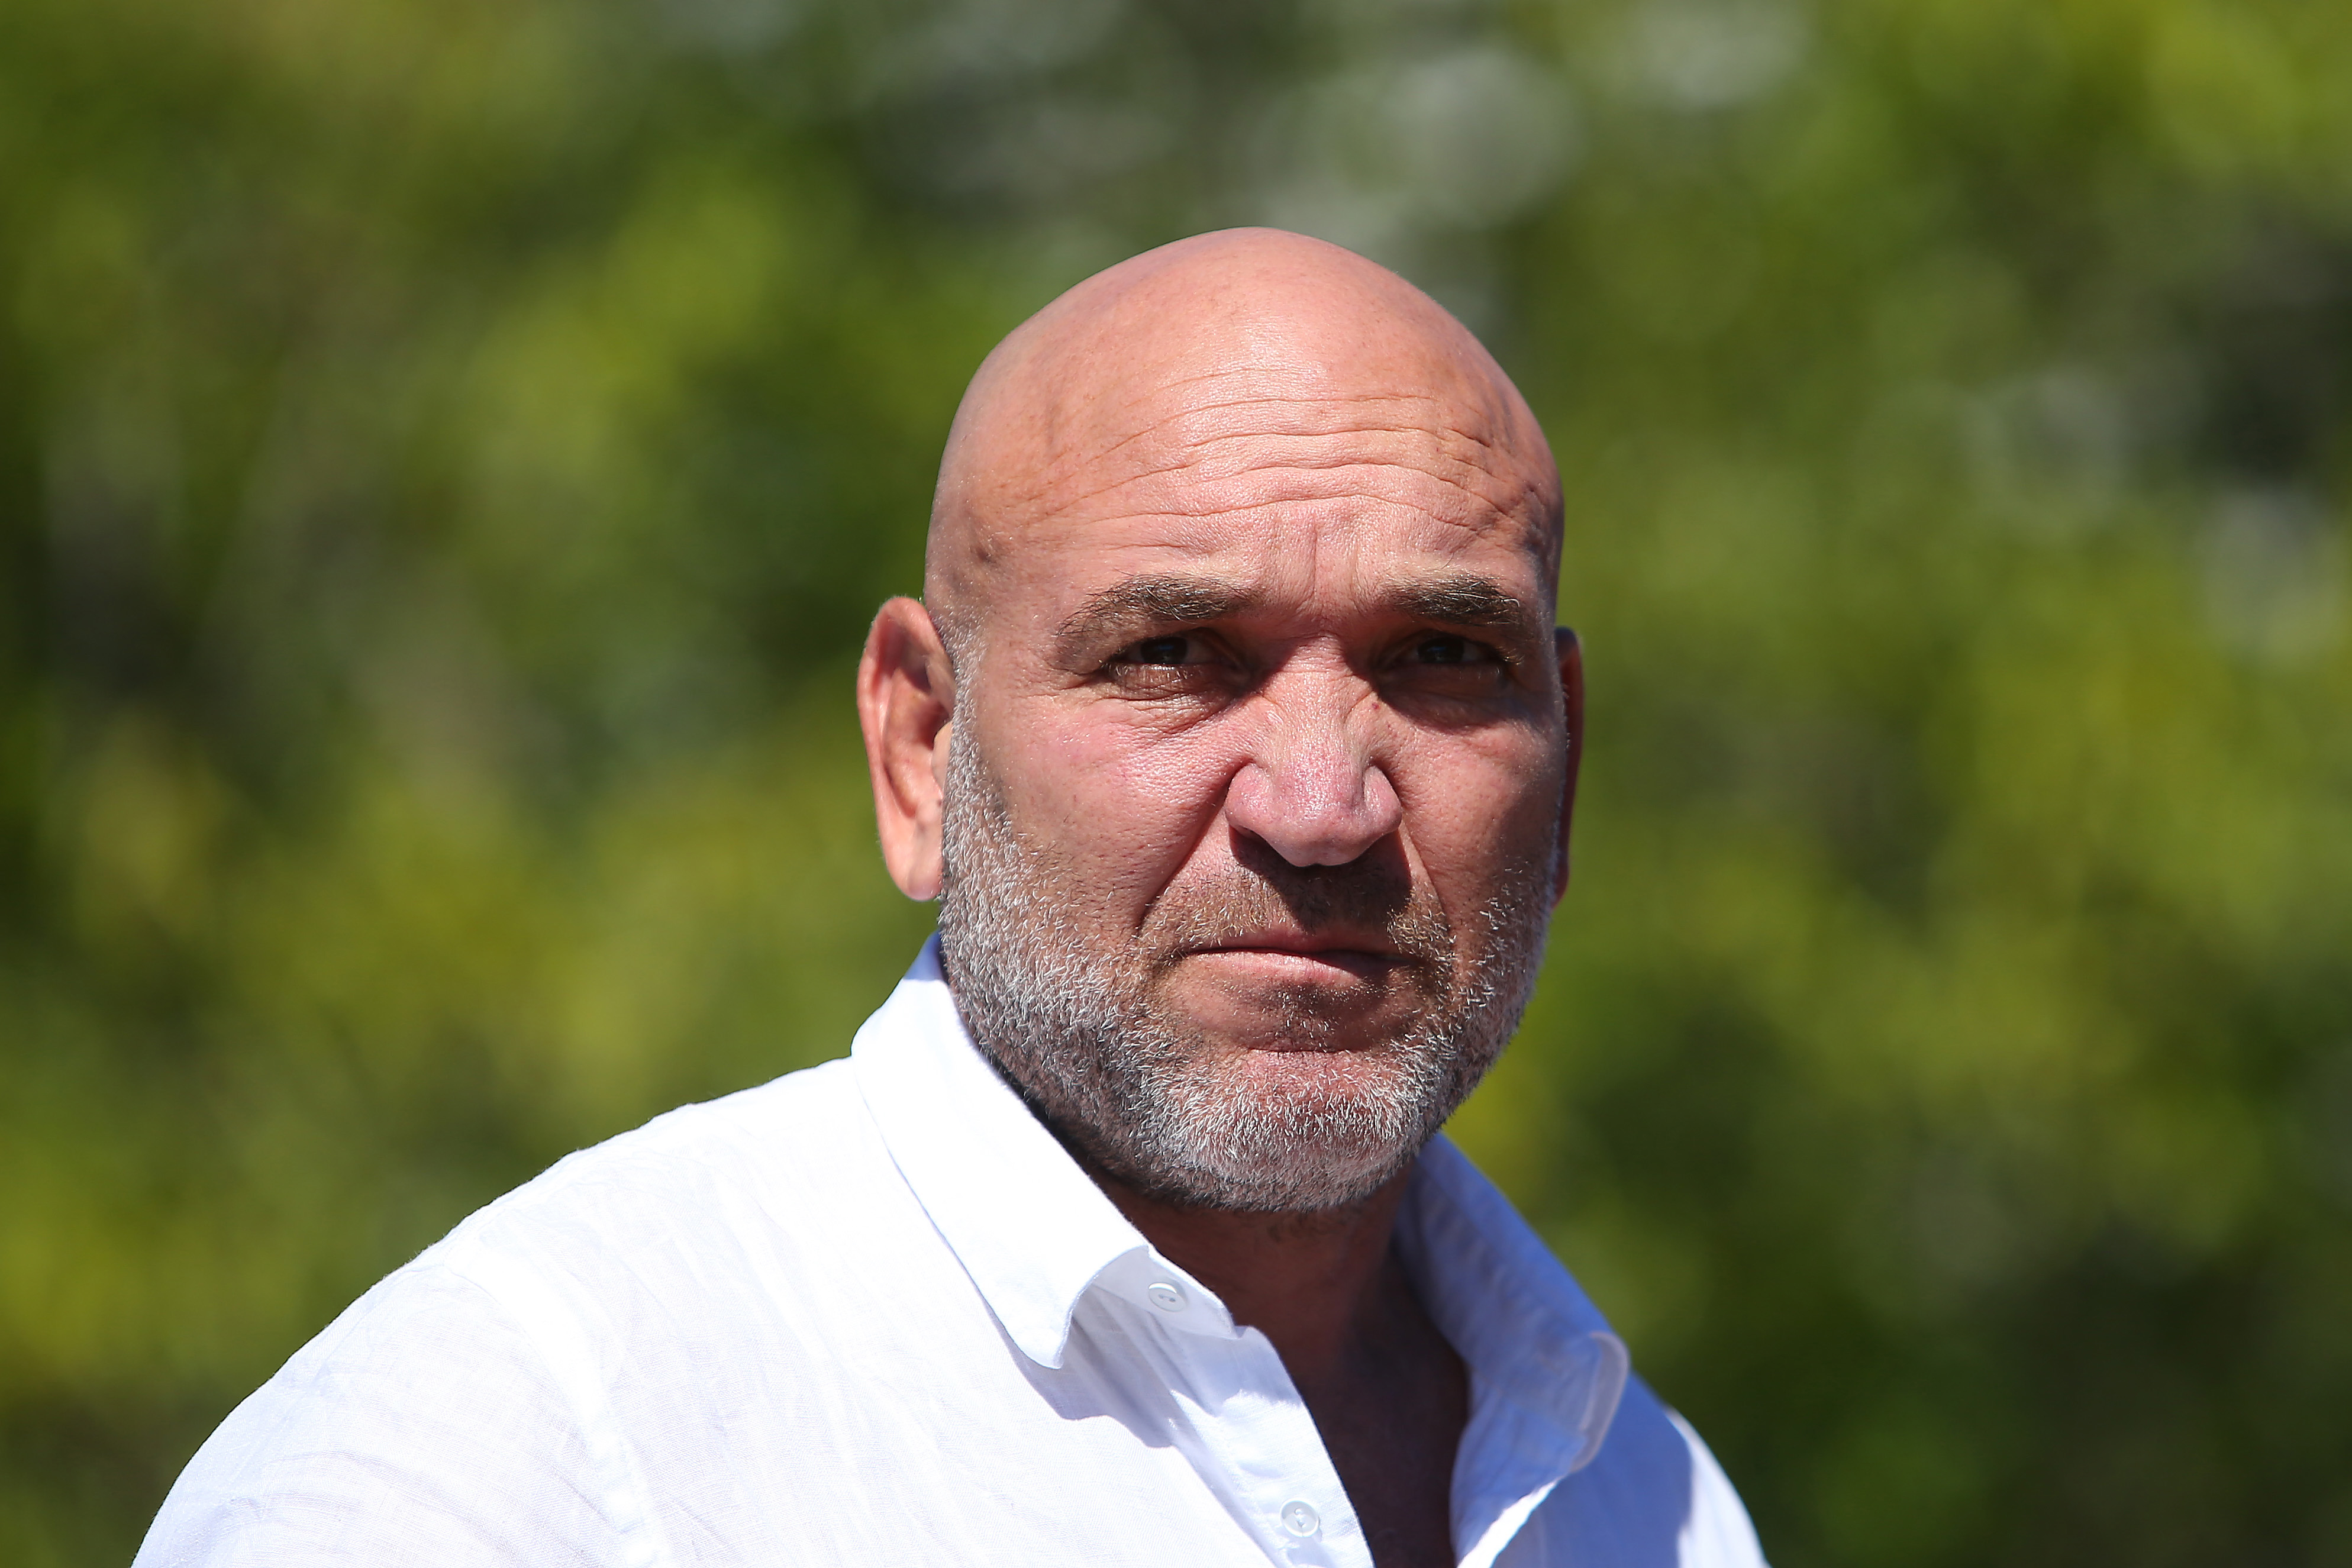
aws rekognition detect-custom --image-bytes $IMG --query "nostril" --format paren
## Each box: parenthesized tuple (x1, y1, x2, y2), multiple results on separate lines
(1224, 757, 1402, 869)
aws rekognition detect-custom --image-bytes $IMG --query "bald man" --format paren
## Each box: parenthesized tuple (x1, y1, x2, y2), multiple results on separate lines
(138, 231, 1767, 1568)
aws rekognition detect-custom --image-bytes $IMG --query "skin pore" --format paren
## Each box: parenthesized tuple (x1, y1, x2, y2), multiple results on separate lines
(857, 229, 1583, 1568)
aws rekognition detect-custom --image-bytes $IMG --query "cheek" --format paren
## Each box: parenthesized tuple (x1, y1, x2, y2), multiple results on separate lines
(1389, 728, 1563, 899)
(993, 696, 1237, 908)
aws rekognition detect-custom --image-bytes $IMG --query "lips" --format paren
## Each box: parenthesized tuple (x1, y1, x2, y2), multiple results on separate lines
(1192, 927, 1404, 959)
(1179, 930, 1414, 985)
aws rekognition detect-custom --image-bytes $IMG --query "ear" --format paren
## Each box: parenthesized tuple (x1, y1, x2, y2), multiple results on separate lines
(1551, 625, 1585, 906)
(857, 597, 956, 901)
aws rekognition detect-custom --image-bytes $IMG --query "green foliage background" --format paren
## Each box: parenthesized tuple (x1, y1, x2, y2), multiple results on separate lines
(5, 0, 2351, 1561)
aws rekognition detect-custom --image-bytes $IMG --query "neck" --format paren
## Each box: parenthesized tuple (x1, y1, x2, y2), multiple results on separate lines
(1086, 1153, 1475, 1568)
(1090, 1166, 1418, 1382)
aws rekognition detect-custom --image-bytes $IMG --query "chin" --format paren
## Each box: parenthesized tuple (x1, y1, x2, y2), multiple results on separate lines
(1165, 974, 1439, 1054)
(1214, 1042, 1414, 1096)
(1129, 1046, 1449, 1212)
(1143, 1129, 1415, 1214)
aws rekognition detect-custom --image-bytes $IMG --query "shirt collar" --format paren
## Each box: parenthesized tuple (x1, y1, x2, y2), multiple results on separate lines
(1399, 1138, 1629, 1474)
(850, 937, 1187, 1369)
(851, 937, 1626, 1470)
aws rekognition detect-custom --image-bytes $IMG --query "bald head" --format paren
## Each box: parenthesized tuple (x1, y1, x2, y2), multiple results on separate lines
(925, 228, 1561, 661)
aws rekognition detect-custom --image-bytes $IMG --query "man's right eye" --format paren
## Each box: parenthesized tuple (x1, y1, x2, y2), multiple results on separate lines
(1130, 635, 1192, 666)
(1101, 633, 1233, 699)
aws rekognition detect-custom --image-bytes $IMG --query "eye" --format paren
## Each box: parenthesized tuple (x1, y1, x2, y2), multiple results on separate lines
(1411, 634, 1487, 666)
(1099, 631, 1238, 702)
(1131, 635, 1193, 666)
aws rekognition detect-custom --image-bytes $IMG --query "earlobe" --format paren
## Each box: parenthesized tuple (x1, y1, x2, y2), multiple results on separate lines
(1552, 626, 1584, 906)
(857, 598, 956, 902)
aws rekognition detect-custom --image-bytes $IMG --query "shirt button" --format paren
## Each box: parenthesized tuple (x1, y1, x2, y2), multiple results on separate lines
(1280, 1501, 1320, 1537)
(1147, 1282, 1186, 1312)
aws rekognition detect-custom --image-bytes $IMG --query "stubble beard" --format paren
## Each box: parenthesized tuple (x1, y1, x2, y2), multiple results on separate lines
(934, 727, 1557, 1214)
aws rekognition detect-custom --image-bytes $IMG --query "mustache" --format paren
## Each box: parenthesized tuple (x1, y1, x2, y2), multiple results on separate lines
(1140, 856, 1455, 966)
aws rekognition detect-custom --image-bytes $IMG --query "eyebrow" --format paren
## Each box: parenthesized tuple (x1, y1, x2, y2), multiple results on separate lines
(1054, 570, 1541, 663)
(1054, 575, 1264, 662)
(1386, 575, 1534, 633)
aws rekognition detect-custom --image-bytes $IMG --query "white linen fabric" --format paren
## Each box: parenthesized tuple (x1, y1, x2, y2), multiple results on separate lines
(138, 940, 1768, 1568)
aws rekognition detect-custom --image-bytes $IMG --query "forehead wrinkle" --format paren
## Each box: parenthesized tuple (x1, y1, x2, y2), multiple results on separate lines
(1034, 347, 1531, 495)
(1030, 412, 1536, 539)
(1095, 368, 1507, 438)
(1035, 456, 1542, 546)
(1116, 429, 1517, 503)
(1077, 386, 1517, 476)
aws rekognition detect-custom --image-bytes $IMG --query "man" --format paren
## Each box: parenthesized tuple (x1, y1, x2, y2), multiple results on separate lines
(138, 230, 1767, 1567)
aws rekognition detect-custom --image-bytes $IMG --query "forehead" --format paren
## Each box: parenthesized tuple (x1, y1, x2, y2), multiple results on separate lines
(981, 362, 1556, 621)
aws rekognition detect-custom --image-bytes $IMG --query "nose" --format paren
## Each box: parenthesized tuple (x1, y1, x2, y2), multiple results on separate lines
(1222, 683, 1403, 867)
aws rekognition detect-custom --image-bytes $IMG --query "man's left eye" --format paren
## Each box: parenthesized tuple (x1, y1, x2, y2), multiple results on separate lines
(1412, 635, 1485, 666)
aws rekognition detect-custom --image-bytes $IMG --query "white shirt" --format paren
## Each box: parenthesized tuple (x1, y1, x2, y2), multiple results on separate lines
(138, 941, 1767, 1567)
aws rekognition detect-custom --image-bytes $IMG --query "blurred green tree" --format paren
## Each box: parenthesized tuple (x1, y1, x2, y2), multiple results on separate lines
(3, 0, 2350, 1563)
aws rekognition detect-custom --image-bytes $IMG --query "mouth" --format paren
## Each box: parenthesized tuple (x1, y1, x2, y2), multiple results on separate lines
(1158, 925, 1435, 1053)
(1180, 929, 1412, 983)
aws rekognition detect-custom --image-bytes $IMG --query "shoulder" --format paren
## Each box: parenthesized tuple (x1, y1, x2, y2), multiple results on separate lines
(212, 1057, 883, 1436)
(433, 1057, 880, 1277)
(138, 1261, 617, 1564)
(406, 1058, 917, 1361)
(137, 1060, 893, 1564)
(1530, 1376, 1769, 1568)
(237, 1056, 881, 1414)
(467, 1056, 869, 1218)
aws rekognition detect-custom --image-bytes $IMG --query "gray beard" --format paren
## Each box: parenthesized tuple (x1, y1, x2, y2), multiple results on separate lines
(934, 724, 1555, 1213)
